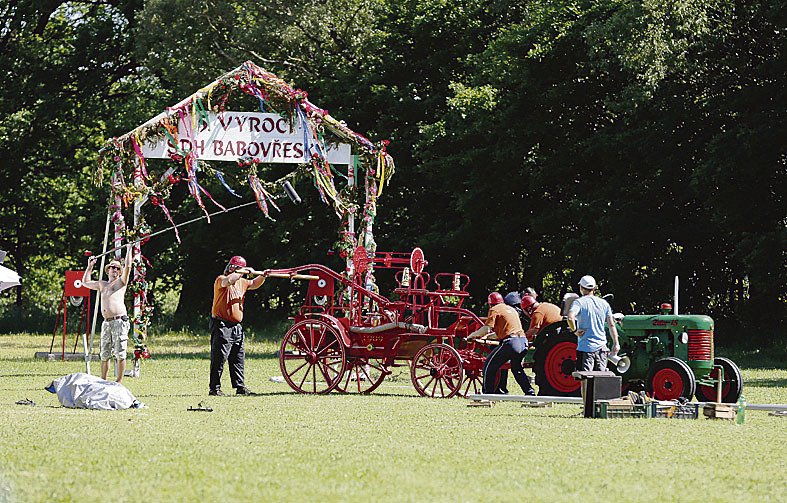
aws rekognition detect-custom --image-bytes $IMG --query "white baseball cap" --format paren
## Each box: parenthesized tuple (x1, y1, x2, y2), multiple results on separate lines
(578, 275, 597, 289)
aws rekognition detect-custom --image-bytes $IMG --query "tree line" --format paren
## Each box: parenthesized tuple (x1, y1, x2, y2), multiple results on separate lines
(1, 0, 784, 344)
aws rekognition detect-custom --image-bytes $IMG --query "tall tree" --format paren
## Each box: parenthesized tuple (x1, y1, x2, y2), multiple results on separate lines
(422, 0, 786, 338)
(0, 1, 155, 315)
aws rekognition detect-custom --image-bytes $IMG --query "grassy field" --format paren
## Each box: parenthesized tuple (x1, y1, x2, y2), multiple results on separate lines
(0, 332, 785, 502)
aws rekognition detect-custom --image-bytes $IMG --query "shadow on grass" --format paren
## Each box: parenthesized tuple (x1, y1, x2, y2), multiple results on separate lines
(0, 373, 74, 378)
(140, 391, 309, 398)
(717, 346, 787, 370)
(150, 352, 277, 361)
(746, 377, 787, 388)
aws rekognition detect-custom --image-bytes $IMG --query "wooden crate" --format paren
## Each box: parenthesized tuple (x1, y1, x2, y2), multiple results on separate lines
(703, 403, 736, 420)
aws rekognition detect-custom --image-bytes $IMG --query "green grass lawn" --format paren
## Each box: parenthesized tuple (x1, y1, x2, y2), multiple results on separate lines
(1, 332, 785, 502)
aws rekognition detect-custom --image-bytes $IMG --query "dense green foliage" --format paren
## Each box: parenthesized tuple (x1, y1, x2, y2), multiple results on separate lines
(0, 332, 785, 501)
(0, 0, 784, 342)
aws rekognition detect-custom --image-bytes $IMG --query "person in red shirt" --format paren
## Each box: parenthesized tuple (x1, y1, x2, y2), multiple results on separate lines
(520, 295, 563, 341)
(468, 292, 535, 395)
(209, 255, 268, 396)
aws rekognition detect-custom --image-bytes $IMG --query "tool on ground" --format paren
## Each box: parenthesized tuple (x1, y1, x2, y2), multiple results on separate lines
(187, 402, 213, 412)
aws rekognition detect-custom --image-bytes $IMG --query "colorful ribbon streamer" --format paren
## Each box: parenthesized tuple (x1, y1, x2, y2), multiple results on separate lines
(248, 173, 280, 220)
(215, 170, 242, 198)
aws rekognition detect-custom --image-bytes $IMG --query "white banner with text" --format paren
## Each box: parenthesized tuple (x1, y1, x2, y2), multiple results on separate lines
(141, 111, 352, 164)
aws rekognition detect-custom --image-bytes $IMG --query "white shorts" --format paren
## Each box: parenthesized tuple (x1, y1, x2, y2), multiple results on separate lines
(100, 318, 130, 361)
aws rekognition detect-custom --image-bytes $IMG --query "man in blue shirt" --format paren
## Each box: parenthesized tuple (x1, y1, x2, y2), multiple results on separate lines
(568, 275, 620, 372)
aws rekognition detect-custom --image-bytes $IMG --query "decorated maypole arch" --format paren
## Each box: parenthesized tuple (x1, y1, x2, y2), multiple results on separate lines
(95, 61, 394, 363)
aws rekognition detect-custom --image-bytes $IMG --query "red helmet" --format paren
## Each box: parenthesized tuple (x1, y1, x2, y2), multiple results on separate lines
(520, 295, 538, 315)
(226, 255, 247, 271)
(488, 292, 504, 306)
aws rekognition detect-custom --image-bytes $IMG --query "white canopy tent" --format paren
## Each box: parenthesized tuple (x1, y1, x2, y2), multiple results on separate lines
(0, 264, 21, 292)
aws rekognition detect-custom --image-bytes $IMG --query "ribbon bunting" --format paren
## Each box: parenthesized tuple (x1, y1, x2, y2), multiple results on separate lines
(239, 77, 270, 113)
(296, 104, 312, 162)
(130, 134, 151, 182)
(184, 152, 210, 221)
(192, 97, 211, 132)
(248, 173, 280, 220)
(214, 170, 243, 198)
(150, 194, 181, 244)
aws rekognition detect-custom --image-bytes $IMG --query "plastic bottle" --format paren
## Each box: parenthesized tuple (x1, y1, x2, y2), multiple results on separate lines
(736, 394, 746, 425)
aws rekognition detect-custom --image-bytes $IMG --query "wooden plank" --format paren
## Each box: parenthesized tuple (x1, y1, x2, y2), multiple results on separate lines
(469, 394, 583, 404)
(34, 352, 100, 362)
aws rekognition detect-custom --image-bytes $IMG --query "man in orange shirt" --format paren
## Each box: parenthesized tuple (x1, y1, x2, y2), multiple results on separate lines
(468, 292, 536, 395)
(520, 295, 563, 340)
(209, 255, 268, 396)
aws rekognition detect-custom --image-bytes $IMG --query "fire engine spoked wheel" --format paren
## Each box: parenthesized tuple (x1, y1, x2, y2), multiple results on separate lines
(533, 331, 581, 397)
(411, 343, 463, 398)
(456, 346, 487, 397)
(694, 357, 743, 403)
(335, 357, 387, 394)
(279, 318, 346, 394)
(646, 357, 696, 401)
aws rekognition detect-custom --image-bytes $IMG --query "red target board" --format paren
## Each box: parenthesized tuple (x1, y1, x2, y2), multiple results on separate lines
(64, 270, 90, 297)
(307, 269, 335, 298)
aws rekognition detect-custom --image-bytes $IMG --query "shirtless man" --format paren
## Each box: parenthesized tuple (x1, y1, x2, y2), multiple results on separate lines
(83, 245, 133, 383)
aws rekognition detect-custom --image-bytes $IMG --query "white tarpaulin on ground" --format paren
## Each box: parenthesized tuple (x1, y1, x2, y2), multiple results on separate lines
(0, 264, 20, 292)
(45, 373, 143, 410)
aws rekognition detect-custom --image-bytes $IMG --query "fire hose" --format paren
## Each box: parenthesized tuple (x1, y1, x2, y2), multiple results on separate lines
(349, 322, 427, 334)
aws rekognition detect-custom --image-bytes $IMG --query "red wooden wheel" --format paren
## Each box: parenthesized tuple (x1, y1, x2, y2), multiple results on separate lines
(410, 343, 463, 398)
(695, 357, 743, 403)
(335, 357, 387, 394)
(456, 345, 488, 397)
(279, 318, 346, 394)
(646, 357, 696, 401)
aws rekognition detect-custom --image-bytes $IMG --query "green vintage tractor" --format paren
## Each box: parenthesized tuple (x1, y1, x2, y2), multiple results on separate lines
(529, 295, 743, 403)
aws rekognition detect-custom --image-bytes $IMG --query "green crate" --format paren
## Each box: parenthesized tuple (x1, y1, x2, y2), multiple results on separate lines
(594, 401, 651, 419)
(653, 402, 700, 419)
(595, 401, 700, 419)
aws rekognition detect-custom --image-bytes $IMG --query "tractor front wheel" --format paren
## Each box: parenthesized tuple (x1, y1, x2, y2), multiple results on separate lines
(533, 332, 581, 397)
(646, 357, 696, 401)
(694, 357, 743, 403)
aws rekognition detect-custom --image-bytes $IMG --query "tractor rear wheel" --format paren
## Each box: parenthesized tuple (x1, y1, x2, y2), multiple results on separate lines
(279, 318, 346, 394)
(646, 357, 696, 401)
(335, 357, 387, 394)
(694, 357, 743, 403)
(411, 343, 463, 398)
(533, 332, 581, 397)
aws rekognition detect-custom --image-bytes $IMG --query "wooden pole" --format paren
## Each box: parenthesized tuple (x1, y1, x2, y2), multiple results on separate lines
(87, 210, 112, 373)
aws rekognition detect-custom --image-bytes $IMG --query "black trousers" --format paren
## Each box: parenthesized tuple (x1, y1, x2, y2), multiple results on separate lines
(210, 317, 245, 391)
(482, 336, 534, 395)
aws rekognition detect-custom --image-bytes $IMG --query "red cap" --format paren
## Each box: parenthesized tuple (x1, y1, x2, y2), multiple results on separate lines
(227, 256, 247, 268)
(660, 303, 672, 311)
(488, 292, 504, 306)
(520, 295, 538, 314)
